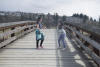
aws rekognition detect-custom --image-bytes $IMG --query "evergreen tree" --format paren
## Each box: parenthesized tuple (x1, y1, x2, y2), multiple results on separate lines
(53, 13, 59, 26)
(79, 13, 84, 18)
(62, 15, 66, 22)
(83, 15, 89, 23)
(99, 17, 100, 24)
(90, 17, 93, 22)
(93, 19, 96, 22)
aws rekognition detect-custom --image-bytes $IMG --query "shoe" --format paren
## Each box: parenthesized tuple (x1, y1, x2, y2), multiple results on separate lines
(58, 47, 61, 49)
(62, 48, 66, 50)
(36, 47, 39, 49)
(40, 46, 43, 48)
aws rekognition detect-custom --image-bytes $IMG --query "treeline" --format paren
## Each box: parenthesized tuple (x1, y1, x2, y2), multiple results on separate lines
(72, 13, 100, 28)
(0, 11, 38, 23)
(72, 13, 97, 23)
(0, 11, 100, 28)
(0, 11, 66, 28)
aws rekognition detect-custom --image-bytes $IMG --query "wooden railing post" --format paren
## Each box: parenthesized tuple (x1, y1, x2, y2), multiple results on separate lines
(0, 21, 36, 48)
(65, 23, 100, 67)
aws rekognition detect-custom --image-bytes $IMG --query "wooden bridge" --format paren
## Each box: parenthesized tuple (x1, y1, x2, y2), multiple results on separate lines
(0, 21, 100, 67)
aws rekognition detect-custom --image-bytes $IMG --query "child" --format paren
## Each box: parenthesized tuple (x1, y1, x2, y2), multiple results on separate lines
(35, 28, 44, 49)
(58, 22, 66, 50)
(35, 16, 44, 49)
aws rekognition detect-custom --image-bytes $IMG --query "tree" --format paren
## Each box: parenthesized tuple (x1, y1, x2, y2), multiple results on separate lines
(90, 17, 93, 22)
(72, 13, 89, 23)
(62, 15, 66, 22)
(93, 19, 96, 22)
(99, 17, 100, 24)
(83, 15, 89, 23)
(79, 13, 84, 18)
(72, 13, 79, 17)
(53, 13, 59, 26)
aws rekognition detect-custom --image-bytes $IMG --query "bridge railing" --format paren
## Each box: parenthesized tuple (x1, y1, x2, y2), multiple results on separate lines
(65, 22, 100, 67)
(0, 21, 36, 48)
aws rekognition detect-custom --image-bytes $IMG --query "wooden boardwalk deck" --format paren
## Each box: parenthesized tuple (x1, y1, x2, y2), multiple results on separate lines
(0, 29, 92, 67)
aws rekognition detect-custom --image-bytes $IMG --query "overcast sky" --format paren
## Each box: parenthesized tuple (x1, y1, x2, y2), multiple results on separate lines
(0, 0, 100, 19)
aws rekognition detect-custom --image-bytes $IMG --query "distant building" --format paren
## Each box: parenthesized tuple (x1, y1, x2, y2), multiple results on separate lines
(0, 12, 5, 16)
(66, 17, 83, 23)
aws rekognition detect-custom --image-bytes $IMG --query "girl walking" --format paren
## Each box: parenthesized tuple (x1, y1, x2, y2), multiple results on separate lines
(35, 16, 44, 49)
(35, 26, 44, 49)
(57, 22, 66, 50)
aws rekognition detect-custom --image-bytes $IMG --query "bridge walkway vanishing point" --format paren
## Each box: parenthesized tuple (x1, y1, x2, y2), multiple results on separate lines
(0, 29, 94, 67)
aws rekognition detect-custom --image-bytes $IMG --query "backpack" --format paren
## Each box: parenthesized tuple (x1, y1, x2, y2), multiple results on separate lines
(35, 29, 44, 40)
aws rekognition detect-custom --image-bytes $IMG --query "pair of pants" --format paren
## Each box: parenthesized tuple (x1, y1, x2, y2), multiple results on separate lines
(36, 39, 44, 48)
(58, 33, 66, 48)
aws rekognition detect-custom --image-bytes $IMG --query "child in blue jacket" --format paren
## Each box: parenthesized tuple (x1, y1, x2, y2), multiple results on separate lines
(35, 29, 44, 49)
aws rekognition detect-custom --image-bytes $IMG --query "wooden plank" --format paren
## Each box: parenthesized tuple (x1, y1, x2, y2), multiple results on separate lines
(67, 26, 100, 51)
(0, 29, 92, 67)
(0, 21, 36, 30)
(65, 22, 100, 37)
(66, 26, 100, 66)
(0, 37, 16, 48)
(74, 36, 100, 64)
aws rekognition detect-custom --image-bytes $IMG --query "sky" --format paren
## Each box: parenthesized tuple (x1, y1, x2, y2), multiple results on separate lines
(0, 0, 100, 20)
